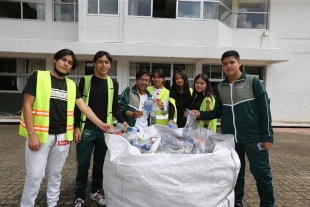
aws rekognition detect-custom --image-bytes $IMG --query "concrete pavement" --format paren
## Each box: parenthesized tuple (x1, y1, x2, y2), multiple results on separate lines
(1, 125, 310, 207)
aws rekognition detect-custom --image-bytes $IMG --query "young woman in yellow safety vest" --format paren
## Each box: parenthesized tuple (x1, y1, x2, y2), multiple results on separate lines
(168, 69, 193, 127)
(147, 69, 170, 126)
(189, 73, 217, 132)
(19, 49, 114, 207)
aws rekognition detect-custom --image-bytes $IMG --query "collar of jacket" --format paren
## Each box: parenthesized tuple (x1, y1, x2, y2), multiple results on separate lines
(131, 85, 152, 97)
(221, 71, 247, 85)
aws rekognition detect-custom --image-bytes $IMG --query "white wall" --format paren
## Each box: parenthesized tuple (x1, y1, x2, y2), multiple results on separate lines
(267, 0, 310, 123)
(0, 20, 46, 39)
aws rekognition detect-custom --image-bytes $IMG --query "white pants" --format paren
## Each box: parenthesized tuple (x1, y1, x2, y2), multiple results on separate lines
(20, 134, 70, 207)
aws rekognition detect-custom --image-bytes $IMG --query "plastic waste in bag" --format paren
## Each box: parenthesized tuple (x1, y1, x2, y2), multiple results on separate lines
(182, 109, 198, 137)
(157, 133, 193, 154)
(188, 137, 205, 154)
(127, 127, 140, 133)
(130, 139, 152, 152)
(167, 122, 178, 129)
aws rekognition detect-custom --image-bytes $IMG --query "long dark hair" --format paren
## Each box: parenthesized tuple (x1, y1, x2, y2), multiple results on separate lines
(170, 69, 191, 100)
(190, 73, 214, 104)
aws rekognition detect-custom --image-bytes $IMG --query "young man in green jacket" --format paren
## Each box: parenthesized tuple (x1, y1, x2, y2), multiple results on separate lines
(118, 69, 152, 127)
(191, 50, 275, 207)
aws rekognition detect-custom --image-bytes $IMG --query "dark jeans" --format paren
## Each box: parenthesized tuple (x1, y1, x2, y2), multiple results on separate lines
(234, 141, 275, 207)
(74, 129, 107, 199)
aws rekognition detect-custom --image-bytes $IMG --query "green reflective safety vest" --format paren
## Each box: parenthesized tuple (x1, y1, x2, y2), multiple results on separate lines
(80, 75, 114, 132)
(199, 96, 217, 132)
(147, 86, 169, 125)
(19, 71, 76, 143)
(169, 88, 193, 124)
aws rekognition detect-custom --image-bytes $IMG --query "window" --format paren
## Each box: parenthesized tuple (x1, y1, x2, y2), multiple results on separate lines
(129, 62, 195, 89)
(203, 2, 217, 20)
(128, 0, 152, 16)
(202, 64, 264, 94)
(54, 0, 78, 22)
(178, 1, 200, 19)
(0, 1, 45, 20)
(0, 58, 45, 91)
(88, 0, 118, 15)
(68, 60, 117, 84)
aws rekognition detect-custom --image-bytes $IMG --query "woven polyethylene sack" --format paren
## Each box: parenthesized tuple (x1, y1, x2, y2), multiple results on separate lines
(103, 125, 240, 207)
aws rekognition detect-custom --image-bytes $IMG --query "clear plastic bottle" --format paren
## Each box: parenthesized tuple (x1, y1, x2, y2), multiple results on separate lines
(167, 122, 178, 129)
(127, 126, 140, 133)
(112, 123, 125, 135)
(140, 97, 152, 122)
(150, 92, 160, 125)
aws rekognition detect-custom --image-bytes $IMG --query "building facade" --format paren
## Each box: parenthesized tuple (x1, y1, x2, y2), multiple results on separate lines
(0, 0, 309, 125)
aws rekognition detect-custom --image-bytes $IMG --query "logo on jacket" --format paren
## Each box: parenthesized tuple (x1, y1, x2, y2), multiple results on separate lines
(237, 84, 247, 92)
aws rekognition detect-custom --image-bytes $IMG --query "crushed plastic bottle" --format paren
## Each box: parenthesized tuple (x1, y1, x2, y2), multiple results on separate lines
(158, 133, 193, 154)
(112, 123, 126, 135)
(127, 127, 140, 133)
(182, 108, 197, 137)
(167, 122, 178, 129)
(130, 139, 152, 152)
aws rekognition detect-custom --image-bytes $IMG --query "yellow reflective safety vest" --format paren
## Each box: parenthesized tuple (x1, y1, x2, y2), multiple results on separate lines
(147, 86, 169, 125)
(199, 96, 217, 132)
(80, 75, 114, 132)
(19, 71, 76, 143)
(169, 88, 193, 123)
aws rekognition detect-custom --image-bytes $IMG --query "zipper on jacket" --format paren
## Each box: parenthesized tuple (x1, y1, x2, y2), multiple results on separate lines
(229, 84, 238, 143)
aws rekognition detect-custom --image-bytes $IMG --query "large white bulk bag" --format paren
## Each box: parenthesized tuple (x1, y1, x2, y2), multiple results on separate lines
(103, 125, 240, 207)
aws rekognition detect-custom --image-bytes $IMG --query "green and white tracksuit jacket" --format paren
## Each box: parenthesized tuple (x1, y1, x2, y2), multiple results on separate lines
(118, 85, 152, 127)
(199, 71, 273, 143)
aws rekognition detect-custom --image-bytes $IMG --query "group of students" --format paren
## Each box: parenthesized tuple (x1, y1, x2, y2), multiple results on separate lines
(118, 68, 217, 132)
(19, 48, 275, 207)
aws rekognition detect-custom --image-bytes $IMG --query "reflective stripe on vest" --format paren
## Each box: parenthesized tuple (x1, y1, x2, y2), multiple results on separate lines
(80, 75, 114, 132)
(19, 71, 76, 143)
(169, 98, 177, 123)
(148, 86, 169, 125)
(199, 96, 217, 132)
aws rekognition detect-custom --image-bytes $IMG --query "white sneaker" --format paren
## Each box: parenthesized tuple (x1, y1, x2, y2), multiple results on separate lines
(74, 198, 85, 207)
(90, 190, 106, 205)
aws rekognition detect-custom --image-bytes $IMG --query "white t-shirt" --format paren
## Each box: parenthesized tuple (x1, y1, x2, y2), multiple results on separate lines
(135, 94, 148, 129)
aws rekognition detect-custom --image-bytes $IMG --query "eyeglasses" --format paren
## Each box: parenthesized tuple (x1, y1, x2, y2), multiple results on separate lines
(137, 78, 150, 83)
(152, 77, 163, 80)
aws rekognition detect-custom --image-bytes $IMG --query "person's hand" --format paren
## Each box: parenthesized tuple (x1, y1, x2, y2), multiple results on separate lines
(28, 134, 41, 151)
(123, 122, 129, 129)
(97, 121, 114, 133)
(133, 110, 143, 119)
(157, 101, 164, 110)
(263, 142, 273, 150)
(169, 119, 174, 123)
(189, 110, 200, 118)
(73, 128, 81, 143)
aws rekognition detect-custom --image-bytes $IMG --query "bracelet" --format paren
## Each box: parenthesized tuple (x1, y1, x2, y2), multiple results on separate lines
(28, 132, 36, 135)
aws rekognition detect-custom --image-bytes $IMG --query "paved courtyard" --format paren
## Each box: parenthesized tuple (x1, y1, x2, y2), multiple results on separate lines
(0, 124, 310, 207)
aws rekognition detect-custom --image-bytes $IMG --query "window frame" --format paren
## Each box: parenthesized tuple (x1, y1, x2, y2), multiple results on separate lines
(53, 0, 78, 23)
(87, 0, 119, 16)
(67, 60, 118, 84)
(0, 0, 45, 21)
(0, 58, 46, 93)
(128, 61, 196, 89)
(128, 0, 153, 17)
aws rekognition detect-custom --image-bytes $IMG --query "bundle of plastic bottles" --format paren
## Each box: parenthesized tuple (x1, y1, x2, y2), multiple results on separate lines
(128, 133, 215, 154)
